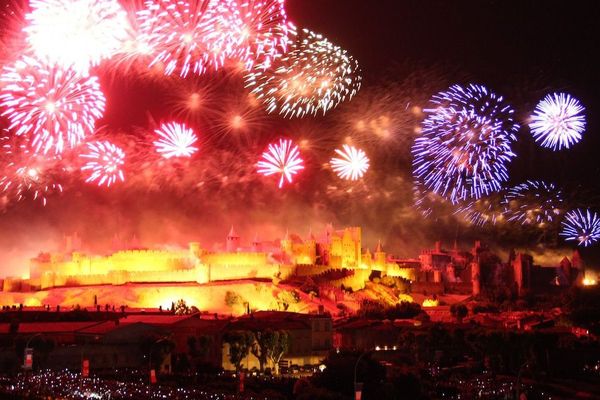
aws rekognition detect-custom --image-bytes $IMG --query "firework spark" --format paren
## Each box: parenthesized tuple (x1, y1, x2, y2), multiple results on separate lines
(80, 141, 125, 187)
(455, 194, 506, 227)
(560, 208, 600, 247)
(330, 144, 369, 180)
(137, 0, 236, 77)
(224, 0, 289, 70)
(24, 0, 129, 75)
(412, 83, 519, 204)
(245, 27, 362, 118)
(0, 56, 106, 154)
(0, 134, 63, 206)
(502, 180, 563, 227)
(154, 122, 198, 158)
(529, 92, 585, 150)
(257, 138, 304, 188)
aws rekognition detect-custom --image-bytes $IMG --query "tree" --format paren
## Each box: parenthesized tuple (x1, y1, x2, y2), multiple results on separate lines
(251, 331, 269, 372)
(223, 331, 254, 371)
(265, 330, 289, 375)
(174, 299, 191, 315)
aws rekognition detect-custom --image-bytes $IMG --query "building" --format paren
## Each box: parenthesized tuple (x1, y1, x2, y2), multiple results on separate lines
(222, 311, 333, 372)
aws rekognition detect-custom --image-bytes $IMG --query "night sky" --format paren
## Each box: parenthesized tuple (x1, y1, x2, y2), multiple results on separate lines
(1, 0, 600, 276)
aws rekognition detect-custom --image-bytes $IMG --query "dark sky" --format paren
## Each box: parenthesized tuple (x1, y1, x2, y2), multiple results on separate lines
(1, 0, 600, 275)
(287, 0, 600, 189)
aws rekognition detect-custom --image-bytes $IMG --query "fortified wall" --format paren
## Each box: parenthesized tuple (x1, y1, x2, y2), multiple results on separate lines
(1, 226, 412, 294)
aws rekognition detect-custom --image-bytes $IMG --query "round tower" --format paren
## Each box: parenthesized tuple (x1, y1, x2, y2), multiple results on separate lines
(226, 226, 240, 252)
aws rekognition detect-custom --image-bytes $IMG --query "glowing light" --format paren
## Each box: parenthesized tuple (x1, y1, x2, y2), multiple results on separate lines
(25, 0, 130, 74)
(422, 298, 438, 307)
(153, 122, 198, 158)
(330, 144, 369, 180)
(137, 0, 236, 77)
(245, 27, 362, 118)
(502, 180, 563, 226)
(257, 138, 304, 188)
(529, 93, 585, 150)
(412, 84, 519, 204)
(583, 277, 597, 286)
(0, 56, 106, 154)
(224, 0, 289, 70)
(81, 141, 125, 187)
(560, 209, 600, 247)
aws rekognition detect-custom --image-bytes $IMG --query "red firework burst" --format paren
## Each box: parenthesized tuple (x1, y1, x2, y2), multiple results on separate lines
(80, 141, 126, 187)
(0, 56, 106, 154)
(225, 0, 290, 70)
(153, 122, 198, 158)
(137, 0, 237, 77)
(257, 138, 304, 188)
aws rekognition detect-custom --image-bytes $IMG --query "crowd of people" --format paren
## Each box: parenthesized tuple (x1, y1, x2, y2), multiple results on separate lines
(0, 370, 265, 400)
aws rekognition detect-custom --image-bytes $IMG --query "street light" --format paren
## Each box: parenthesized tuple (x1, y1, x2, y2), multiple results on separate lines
(515, 361, 529, 400)
(148, 337, 171, 384)
(23, 333, 43, 370)
(353, 350, 371, 400)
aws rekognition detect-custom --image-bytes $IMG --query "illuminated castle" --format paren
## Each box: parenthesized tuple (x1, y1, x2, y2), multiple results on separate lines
(1, 225, 412, 293)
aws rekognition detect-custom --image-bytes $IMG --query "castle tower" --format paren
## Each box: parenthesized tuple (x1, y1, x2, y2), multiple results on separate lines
(471, 259, 481, 296)
(374, 240, 386, 269)
(189, 242, 201, 258)
(281, 230, 293, 257)
(226, 226, 240, 252)
(512, 253, 532, 295)
(305, 229, 317, 264)
(362, 248, 372, 268)
(251, 233, 261, 252)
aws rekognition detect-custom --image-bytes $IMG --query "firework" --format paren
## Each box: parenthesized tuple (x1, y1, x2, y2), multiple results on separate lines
(413, 182, 451, 218)
(412, 83, 519, 204)
(502, 180, 563, 227)
(137, 0, 236, 77)
(529, 92, 585, 150)
(224, 0, 289, 70)
(257, 138, 304, 188)
(80, 141, 125, 186)
(455, 194, 505, 227)
(24, 0, 129, 75)
(0, 0, 29, 66)
(330, 144, 369, 180)
(245, 27, 362, 118)
(0, 56, 106, 154)
(0, 134, 63, 206)
(166, 77, 219, 124)
(0, 56, 105, 154)
(560, 209, 600, 247)
(154, 122, 198, 158)
(102, 0, 156, 77)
